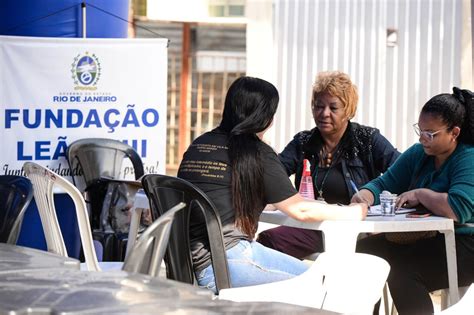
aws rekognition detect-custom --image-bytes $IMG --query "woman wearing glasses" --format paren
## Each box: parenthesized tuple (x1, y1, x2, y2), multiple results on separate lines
(352, 88, 474, 315)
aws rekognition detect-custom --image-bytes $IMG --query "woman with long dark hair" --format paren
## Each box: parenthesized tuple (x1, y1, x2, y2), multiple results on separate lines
(178, 76, 367, 293)
(353, 88, 474, 314)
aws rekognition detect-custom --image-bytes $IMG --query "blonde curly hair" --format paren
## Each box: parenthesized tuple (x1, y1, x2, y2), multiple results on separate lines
(311, 71, 358, 119)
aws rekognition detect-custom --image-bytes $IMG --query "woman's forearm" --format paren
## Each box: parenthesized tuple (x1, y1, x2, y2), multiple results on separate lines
(416, 189, 459, 221)
(274, 193, 367, 222)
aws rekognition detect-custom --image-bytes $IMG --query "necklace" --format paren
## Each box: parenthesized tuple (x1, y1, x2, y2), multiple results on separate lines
(314, 164, 332, 201)
(322, 152, 333, 168)
(320, 146, 335, 168)
(314, 147, 339, 201)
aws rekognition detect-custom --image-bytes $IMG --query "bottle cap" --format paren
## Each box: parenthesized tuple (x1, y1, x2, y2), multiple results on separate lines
(303, 159, 311, 176)
(381, 190, 397, 197)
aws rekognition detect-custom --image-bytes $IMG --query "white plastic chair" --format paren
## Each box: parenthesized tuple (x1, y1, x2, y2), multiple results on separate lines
(23, 162, 101, 271)
(23, 162, 187, 278)
(219, 252, 390, 314)
(122, 202, 186, 277)
(436, 283, 474, 315)
(389, 284, 471, 315)
(439, 285, 471, 310)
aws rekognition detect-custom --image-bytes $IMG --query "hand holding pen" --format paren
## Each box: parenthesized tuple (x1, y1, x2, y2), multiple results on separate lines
(349, 180, 373, 206)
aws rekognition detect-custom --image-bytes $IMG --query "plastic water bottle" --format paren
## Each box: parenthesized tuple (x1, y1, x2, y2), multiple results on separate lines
(299, 159, 315, 199)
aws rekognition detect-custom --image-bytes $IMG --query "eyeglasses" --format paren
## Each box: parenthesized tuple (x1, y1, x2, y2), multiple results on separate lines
(413, 123, 448, 142)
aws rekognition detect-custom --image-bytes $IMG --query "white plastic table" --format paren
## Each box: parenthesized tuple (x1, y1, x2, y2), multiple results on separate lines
(259, 211, 460, 304)
(0, 243, 80, 274)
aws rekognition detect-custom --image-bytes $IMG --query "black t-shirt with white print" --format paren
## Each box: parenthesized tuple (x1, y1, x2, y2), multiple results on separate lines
(178, 128, 297, 272)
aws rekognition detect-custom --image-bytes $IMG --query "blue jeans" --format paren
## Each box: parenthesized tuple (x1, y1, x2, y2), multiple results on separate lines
(195, 240, 309, 293)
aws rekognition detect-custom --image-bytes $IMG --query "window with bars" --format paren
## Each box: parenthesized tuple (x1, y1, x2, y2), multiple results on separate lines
(166, 51, 245, 174)
(208, 0, 245, 17)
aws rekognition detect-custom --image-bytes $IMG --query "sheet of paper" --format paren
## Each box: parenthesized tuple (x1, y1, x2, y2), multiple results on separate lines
(368, 205, 416, 216)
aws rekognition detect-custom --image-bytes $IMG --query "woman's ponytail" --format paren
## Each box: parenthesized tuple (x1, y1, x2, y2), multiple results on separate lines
(452, 87, 474, 145)
(219, 76, 279, 239)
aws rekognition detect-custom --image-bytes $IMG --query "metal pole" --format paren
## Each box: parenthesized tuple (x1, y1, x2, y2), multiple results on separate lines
(81, 2, 86, 38)
(471, 0, 474, 85)
(178, 23, 191, 160)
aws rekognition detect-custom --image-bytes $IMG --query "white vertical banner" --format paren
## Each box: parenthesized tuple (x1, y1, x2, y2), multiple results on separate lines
(0, 35, 168, 180)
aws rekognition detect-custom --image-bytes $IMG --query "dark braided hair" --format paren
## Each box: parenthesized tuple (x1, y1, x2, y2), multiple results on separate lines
(452, 87, 474, 144)
(219, 76, 279, 239)
(421, 88, 474, 145)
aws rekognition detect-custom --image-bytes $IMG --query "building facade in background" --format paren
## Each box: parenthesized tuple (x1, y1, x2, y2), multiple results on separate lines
(250, 0, 472, 153)
(133, 0, 246, 174)
(134, 0, 473, 173)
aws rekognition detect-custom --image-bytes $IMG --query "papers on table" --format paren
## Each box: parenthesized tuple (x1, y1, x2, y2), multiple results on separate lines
(368, 204, 416, 216)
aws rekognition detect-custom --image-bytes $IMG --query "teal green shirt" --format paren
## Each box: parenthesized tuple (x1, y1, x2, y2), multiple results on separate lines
(363, 143, 474, 234)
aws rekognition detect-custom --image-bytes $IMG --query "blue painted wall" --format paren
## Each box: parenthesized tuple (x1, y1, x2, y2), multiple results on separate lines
(0, 0, 129, 38)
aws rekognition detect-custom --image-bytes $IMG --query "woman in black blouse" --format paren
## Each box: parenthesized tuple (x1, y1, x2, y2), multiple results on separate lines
(258, 71, 400, 259)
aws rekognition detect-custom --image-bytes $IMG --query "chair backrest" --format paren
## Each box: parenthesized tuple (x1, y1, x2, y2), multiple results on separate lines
(218, 252, 389, 313)
(67, 138, 145, 230)
(0, 176, 33, 244)
(141, 174, 231, 293)
(122, 202, 186, 277)
(67, 138, 144, 187)
(23, 162, 100, 271)
(318, 252, 390, 314)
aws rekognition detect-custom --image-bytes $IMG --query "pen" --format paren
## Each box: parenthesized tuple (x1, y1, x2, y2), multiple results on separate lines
(350, 180, 365, 203)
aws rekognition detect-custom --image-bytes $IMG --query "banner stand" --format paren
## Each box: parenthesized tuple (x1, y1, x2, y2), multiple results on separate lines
(2, 35, 168, 260)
